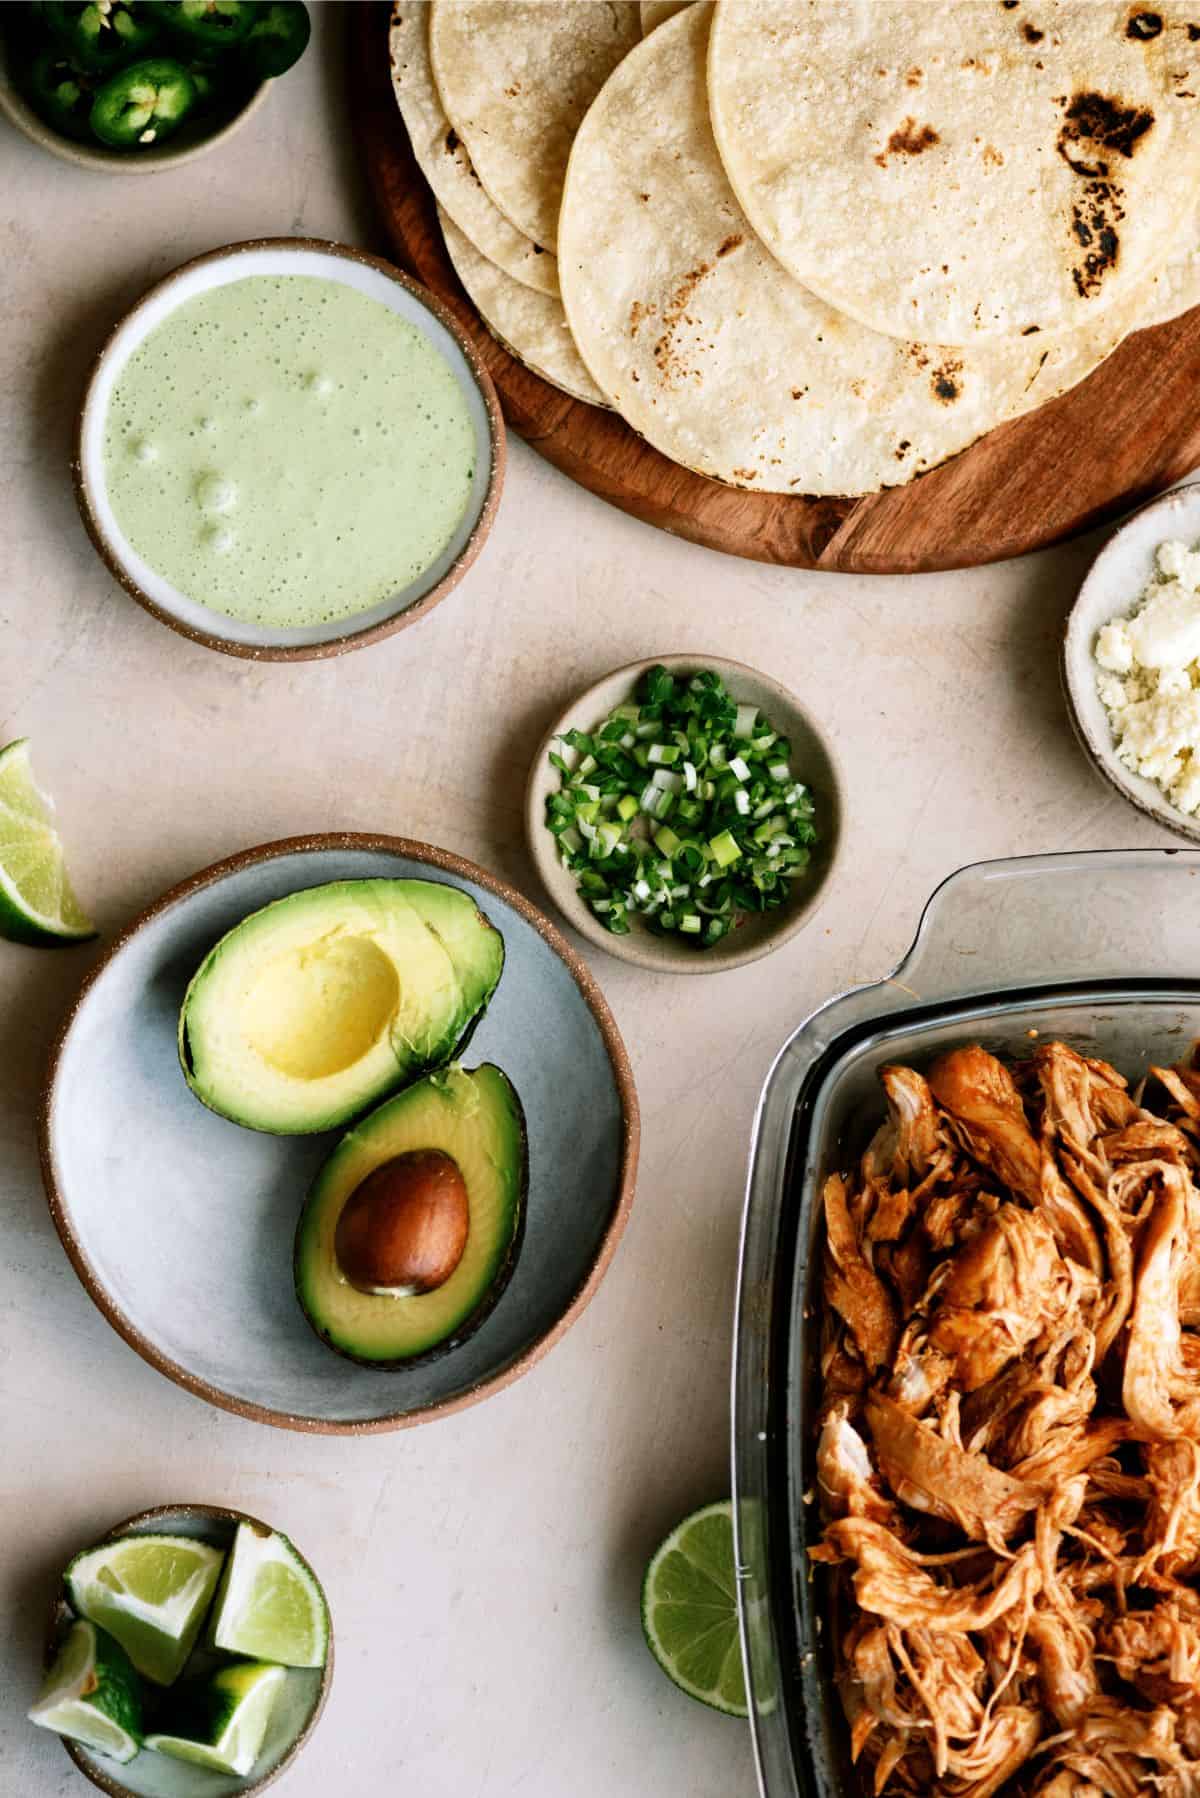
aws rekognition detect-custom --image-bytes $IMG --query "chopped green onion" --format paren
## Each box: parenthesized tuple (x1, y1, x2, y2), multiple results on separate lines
(543, 664, 818, 949)
(709, 829, 742, 868)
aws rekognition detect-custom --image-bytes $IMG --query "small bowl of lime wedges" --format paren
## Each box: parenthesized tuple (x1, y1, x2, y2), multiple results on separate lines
(30, 1502, 332, 1798)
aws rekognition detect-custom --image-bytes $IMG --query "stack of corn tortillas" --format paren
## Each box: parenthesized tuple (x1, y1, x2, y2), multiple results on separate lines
(390, 0, 1200, 498)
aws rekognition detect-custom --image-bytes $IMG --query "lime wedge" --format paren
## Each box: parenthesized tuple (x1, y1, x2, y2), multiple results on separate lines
(641, 1500, 748, 1717)
(67, 1533, 226, 1686)
(209, 1522, 328, 1669)
(147, 1661, 285, 1776)
(0, 739, 96, 946)
(28, 1619, 142, 1764)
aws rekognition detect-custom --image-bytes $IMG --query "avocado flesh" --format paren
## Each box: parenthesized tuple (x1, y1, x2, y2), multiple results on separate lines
(294, 1064, 526, 1363)
(180, 879, 504, 1135)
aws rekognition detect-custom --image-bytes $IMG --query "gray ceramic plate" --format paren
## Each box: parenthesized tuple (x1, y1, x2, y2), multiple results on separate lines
(46, 1504, 330, 1798)
(525, 655, 843, 975)
(1062, 481, 1200, 845)
(40, 836, 638, 1432)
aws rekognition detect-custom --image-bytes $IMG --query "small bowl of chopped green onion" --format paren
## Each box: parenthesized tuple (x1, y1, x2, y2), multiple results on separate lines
(525, 656, 842, 974)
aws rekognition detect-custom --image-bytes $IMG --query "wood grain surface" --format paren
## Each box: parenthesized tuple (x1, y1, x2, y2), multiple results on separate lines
(349, 1, 1200, 574)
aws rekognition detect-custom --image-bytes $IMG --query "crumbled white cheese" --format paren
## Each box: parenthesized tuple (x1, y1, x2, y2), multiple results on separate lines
(1096, 622, 1133, 673)
(1156, 538, 1200, 588)
(1094, 537, 1200, 815)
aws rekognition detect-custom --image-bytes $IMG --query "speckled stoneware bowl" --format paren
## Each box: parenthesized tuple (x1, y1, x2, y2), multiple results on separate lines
(0, 30, 269, 173)
(40, 835, 638, 1432)
(74, 240, 505, 660)
(525, 655, 843, 975)
(1062, 482, 1200, 846)
(44, 1503, 330, 1798)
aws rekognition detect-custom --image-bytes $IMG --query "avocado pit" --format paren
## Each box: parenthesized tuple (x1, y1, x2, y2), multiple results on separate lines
(334, 1149, 469, 1296)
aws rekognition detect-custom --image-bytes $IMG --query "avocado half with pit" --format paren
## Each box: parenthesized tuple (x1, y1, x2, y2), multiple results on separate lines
(294, 1063, 526, 1365)
(179, 878, 504, 1135)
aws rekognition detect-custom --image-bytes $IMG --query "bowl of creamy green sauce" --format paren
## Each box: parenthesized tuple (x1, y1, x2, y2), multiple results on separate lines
(75, 239, 505, 658)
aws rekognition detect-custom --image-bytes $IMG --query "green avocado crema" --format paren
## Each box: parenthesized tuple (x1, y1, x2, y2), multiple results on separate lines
(102, 275, 478, 628)
(295, 1063, 527, 1364)
(179, 878, 504, 1134)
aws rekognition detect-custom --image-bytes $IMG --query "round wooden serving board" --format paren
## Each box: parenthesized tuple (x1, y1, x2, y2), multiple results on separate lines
(349, 2, 1200, 574)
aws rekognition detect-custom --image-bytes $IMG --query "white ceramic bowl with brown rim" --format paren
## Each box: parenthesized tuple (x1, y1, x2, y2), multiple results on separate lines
(1062, 481, 1200, 845)
(525, 655, 843, 975)
(39, 834, 638, 1432)
(74, 239, 505, 660)
(41, 1503, 331, 1798)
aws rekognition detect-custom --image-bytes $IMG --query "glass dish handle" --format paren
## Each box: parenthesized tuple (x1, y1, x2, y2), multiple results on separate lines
(883, 847, 1200, 1012)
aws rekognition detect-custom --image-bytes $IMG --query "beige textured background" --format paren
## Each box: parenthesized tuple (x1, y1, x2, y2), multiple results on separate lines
(0, 8, 1183, 1795)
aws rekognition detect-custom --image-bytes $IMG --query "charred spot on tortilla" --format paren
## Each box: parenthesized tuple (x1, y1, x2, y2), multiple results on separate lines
(652, 262, 716, 389)
(1021, 323, 1041, 334)
(905, 66, 923, 86)
(932, 362, 963, 403)
(716, 234, 743, 258)
(1189, 22, 1200, 38)
(873, 118, 940, 168)
(1070, 179, 1126, 295)
(628, 298, 656, 339)
(1056, 91, 1155, 177)
(1023, 21, 1045, 42)
(1126, 10, 1164, 37)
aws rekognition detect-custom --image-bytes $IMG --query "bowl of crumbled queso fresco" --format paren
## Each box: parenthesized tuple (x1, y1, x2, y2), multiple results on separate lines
(74, 238, 505, 659)
(1064, 484, 1200, 843)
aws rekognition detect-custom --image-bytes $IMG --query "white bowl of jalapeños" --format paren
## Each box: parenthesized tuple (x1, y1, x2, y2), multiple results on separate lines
(0, 1, 297, 173)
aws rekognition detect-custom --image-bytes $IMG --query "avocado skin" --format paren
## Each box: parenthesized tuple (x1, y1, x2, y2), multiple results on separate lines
(293, 1063, 527, 1368)
(177, 878, 504, 1136)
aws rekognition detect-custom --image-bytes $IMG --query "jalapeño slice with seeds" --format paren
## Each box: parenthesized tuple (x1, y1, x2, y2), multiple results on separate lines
(23, 47, 96, 140)
(155, 0, 255, 53)
(89, 55, 196, 146)
(243, 1, 310, 78)
(44, 1, 160, 71)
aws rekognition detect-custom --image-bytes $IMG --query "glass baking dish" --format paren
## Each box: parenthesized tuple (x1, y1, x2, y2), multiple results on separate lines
(731, 848, 1200, 1798)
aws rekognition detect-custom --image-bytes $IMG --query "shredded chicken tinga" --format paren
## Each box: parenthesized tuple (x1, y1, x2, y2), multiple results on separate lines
(814, 1041, 1200, 1797)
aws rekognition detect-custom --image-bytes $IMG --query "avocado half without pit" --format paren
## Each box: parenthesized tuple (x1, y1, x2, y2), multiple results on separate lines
(295, 1064, 527, 1365)
(178, 879, 504, 1134)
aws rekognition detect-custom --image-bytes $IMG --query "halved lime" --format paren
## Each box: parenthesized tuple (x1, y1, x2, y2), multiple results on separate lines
(641, 1500, 748, 1717)
(147, 1661, 285, 1776)
(0, 739, 96, 946)
(67, 1533, 226, 1686)
(209, 1522, 328, 1669)
(28, 1619, 142, 1764)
